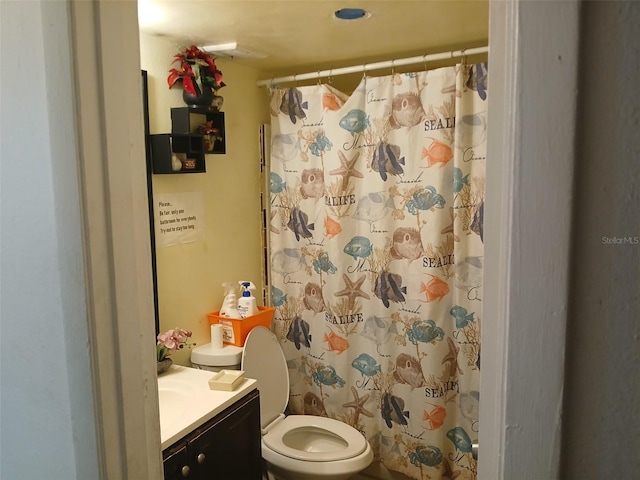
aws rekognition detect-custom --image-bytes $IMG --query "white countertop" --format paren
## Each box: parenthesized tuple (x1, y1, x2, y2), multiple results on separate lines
(158, 365, 257, 449)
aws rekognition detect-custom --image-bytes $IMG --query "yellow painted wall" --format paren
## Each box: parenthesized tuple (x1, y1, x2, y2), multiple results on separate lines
(140, 33, 270, 365)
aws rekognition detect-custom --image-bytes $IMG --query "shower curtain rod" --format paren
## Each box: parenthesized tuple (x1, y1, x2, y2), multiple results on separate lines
(256, 46, 488, 87)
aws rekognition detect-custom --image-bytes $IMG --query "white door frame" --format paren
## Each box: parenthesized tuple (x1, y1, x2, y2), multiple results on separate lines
(479, 1, 578, 478)
(72, 1, 580, 478)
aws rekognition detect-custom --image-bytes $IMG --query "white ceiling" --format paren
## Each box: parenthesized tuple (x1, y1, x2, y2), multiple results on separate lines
(138, 0, 489, 78)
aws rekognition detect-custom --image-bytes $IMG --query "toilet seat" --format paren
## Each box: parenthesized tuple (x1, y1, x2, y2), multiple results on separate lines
(263, 415, 367, 462)
(242, 326, 368, 463)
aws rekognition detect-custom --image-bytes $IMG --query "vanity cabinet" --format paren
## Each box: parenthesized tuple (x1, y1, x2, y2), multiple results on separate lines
(162, 389, 262, 479)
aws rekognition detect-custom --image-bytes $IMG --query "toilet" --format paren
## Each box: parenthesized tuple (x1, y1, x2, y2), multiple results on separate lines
(242, 326, 373, 480)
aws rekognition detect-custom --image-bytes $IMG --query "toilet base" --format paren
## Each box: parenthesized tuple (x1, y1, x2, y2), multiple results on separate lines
(265, 462, 361, 480)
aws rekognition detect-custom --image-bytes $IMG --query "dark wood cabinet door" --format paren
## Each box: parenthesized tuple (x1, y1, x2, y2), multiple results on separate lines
(163, 389, 263, 480)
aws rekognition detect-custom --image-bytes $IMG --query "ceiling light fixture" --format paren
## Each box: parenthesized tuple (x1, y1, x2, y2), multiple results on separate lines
(334, 8, 369, 20)
(200, 42, 267, 60)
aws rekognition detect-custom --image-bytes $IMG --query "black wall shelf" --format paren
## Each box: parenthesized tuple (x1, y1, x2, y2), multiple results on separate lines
(150, 107, 226, 174)
(150, 134, 206, 174)
(171, 107, 226, 155)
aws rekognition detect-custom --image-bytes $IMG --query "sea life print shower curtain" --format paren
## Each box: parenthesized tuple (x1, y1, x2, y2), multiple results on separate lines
(268, 63, 487, 480)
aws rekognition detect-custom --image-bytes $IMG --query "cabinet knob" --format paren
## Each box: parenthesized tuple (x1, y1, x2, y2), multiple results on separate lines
(181, 465, 190, 477)
(197, 453, 206, 464)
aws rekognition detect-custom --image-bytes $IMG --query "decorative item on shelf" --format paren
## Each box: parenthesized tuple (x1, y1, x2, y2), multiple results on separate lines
(197, 120, 223, 153)
(181, 158, 197, 170)
(156, 327, 195, 374)
(167, 45, 226, 109)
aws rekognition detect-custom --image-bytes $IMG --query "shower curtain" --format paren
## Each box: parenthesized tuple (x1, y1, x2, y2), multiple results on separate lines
(268, 63, 487, 480)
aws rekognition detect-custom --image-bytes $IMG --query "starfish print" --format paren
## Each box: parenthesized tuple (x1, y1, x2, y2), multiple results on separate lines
(342, 386, 373, 424)
(442, 336, 462, 378)
(329, 150, 363, 190)
(334, 274, 370, 310)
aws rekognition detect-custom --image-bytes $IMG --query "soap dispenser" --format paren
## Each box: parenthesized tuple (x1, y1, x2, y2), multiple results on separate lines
(237, 281, 258, 318)
(220, 282, 241, 319)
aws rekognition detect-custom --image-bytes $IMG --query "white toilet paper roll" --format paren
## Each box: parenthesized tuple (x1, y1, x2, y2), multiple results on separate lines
(210, 324, 224, 349)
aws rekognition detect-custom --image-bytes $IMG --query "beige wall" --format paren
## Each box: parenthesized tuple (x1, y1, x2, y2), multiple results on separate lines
(140, 33, 270, 364)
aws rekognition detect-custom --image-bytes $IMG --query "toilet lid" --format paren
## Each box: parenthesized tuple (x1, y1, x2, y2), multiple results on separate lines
(241, 326, 289, 430)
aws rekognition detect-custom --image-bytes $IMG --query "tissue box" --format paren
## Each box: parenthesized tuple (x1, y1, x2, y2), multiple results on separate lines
(208, 306, 275, 347)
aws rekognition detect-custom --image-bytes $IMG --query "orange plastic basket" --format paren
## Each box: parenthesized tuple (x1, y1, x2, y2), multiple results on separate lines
(207, 306, 274, 347)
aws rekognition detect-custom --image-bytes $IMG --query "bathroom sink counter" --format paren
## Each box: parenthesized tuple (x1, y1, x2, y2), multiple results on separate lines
(158, 365, 257, 449)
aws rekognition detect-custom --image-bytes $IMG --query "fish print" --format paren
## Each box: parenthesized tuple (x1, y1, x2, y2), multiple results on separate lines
(408, 445, 443, 468)
(353, 192, 394, 224)
(271, 285, 287, 307)
(360, 316, 397, 345)
(343, 236, 373, 260)
(450, 305, 475, 328)
(459, 391, 480, 422)
(446, 426, 474, 453)
(371, 141, 405, 181)
(323, 329, 349, 354)
(452, 167, 470, 193)
(420, 275, 450, 302)
(271, 133, 300, 162)
(322, 92, 342, 110)
(456, 256, 483, 290)
(339, 109, 369, 135)
(389, 92, 426, 128)
(390, 227, 425, 261)
(374, 270, 406, 308)
(312, 251, 337, 275)
(303, 282, 325, 313)
(423, 404, 447, 430)
(422, 139, 453, 167)
(303, 392, 327, 416)
(300, 168, 325, 199)
(286, 207, 314, 241)
(351, 353, 382, 377)
(381, 393, 409, 428)
(270, 172, 286, 194)
(407, 319, 445, 345)
(286, 316, 311, 350)
(466, 63, 488, 101)
(279, 87, 308, 124)
(271, 248, 306, 275)
(394, 353, 426, 388)
(406, 185, 446, 215)
(470, 200, 484, 241)
(312, 365, 345, 388)
(457, 113, 487, 149)
(324, 215, 342, 238)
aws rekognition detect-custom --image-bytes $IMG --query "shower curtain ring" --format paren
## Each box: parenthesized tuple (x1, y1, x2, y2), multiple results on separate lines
(362, 63, 367, 79)
(423, 54, 428, 72)
(317, 70, 322, 85)
(391, 59, 395, 75)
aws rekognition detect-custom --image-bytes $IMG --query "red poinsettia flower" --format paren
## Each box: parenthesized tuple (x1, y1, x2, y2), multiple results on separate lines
(167, 45, 225, 96)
